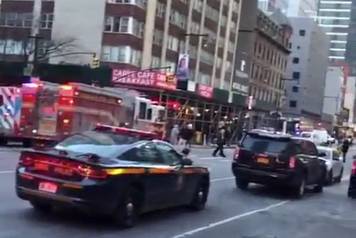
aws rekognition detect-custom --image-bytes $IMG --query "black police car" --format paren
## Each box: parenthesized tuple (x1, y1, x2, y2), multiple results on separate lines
(232, 130, 326, 198)
(348, 159, 356, 198)
(16, 126, 210, 227)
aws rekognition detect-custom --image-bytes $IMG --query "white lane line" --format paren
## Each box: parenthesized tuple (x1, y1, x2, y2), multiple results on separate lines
(172, 200, 289, 238)
(197, 157, 231, 161)
(211, 177, 235, 183)
(0, 170, 14, 175)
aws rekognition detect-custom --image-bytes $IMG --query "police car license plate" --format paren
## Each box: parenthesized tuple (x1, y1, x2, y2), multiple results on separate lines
(38, 182, 58, 193)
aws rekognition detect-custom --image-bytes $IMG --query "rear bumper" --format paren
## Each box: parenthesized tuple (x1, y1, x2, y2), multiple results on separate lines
(16, 169, 122, 215)
(232, 162, 300, 187)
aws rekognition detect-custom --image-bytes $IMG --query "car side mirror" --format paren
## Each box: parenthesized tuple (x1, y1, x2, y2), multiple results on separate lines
(318, 152, 327, 157)
(182, 158, 193, 166)
(182, 148, 190, 156)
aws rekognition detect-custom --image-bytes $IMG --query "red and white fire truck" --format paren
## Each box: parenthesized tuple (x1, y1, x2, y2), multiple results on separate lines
(0, 81, 166, 146)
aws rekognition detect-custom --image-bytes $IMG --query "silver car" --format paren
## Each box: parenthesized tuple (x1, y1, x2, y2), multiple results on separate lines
(317, 146, 344, 185)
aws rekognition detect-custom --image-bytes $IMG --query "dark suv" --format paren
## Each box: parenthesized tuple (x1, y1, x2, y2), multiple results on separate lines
(232, 131, 326, 198)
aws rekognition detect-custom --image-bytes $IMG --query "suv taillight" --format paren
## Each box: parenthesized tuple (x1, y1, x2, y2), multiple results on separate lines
(233, 147, 240, 160)
(352, 161, 356, 175)
(289, 156, 296, 169)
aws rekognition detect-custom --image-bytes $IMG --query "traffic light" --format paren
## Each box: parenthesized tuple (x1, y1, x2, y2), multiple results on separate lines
(91, 54, 100, 69)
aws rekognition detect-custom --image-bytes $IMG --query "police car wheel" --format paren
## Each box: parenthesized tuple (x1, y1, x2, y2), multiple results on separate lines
(189, 181, 208, 211)
(114, 188, 139, 228)
(30, 201, 52, 213)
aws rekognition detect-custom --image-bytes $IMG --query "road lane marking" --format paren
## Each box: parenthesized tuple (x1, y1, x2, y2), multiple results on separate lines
(211, 177, 235, 183)
(172, 200, 289, 238)
(0, 170, 14, 175)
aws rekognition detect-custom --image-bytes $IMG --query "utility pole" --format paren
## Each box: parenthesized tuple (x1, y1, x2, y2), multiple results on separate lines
(28, 34, 43, 76)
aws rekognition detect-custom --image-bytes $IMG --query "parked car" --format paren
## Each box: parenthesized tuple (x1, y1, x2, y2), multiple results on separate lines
(16, 126, 210, 227)
(327, 135, 336, 144)
(232, 131, 327, 198)
(317, 146, 344, 185)
(300, 130, 329, 145)
(348, 158, 356, 199)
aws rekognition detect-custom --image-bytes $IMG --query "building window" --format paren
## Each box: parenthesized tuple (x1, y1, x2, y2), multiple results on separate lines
(0, 13, 33, 28)
(153, 29, 163, 46)
(289, 100, 297, 108)
(292, 57, 299, 64)
(101, 45, 142, 66)
(292, 86, 299, 92)
(293, 72, 300, 79)
(111, 0, 147, 9)
(40, 14, 54, 29)
(167, 35, 179, 51)
(105, 16, 130, 33)
(0, 39, 28, 55)
(299, 30, 306, 36)
(151, 56, 161, 68)
(297, 46, 301, 49)
(104, 16, 144, 37)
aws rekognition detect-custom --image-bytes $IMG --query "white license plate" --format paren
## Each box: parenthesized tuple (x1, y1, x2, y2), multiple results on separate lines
(38, 182, 58, 193)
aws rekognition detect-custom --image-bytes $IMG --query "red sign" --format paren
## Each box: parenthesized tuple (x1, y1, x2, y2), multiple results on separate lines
(112, 69, 176, 90)
(196, 84, 213, 99)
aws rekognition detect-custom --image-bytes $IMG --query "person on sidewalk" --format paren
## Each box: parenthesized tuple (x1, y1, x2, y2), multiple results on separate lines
(342, 139, 350, 163)
(170, 124, 180, 145)
(213, 122, 226, 158)
(179, 123, 194, 148)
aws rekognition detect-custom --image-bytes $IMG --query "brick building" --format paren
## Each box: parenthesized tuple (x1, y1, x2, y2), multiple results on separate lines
(0, 0, 242, 91)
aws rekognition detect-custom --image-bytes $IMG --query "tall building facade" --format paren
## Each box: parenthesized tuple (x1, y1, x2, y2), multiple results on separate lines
(283, 17, 329, 124)
(239, 1, 291, 111)
(323, 66, 346, 124)
(0, 0, 54, 62)
(317, 0, 353, 61)
(346, 0, 356, 70)
(0, 0, 242, 91)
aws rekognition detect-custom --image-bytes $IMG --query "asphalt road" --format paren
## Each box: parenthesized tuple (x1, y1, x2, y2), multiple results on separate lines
(0, 146, 356, 238)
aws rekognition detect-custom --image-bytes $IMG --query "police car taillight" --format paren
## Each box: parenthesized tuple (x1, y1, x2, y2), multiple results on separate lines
(77, 164, 108, 180)
(18, 154, 34, 167)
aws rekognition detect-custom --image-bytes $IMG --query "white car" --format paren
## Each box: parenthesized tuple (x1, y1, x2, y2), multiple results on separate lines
(301, 130, 329, 145)
(317, 146, 344, 185)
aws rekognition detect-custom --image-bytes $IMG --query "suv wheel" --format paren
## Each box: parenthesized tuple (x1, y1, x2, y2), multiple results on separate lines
(326, 171, 333, 185)
(335, 168, 343, 183)
(0, 137, 7, 146)
(30, 201, 52, 213)
(235, 177, 249, 190)
(189, 180, 209, 211)
(348, 191, 356, 199)
(313, 179, 324, 193)
(293, 177, 305, 199)
(114, 188, 140, 228)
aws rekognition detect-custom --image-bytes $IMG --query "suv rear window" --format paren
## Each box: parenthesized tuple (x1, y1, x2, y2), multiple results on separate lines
(241, 134, 289, 154)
